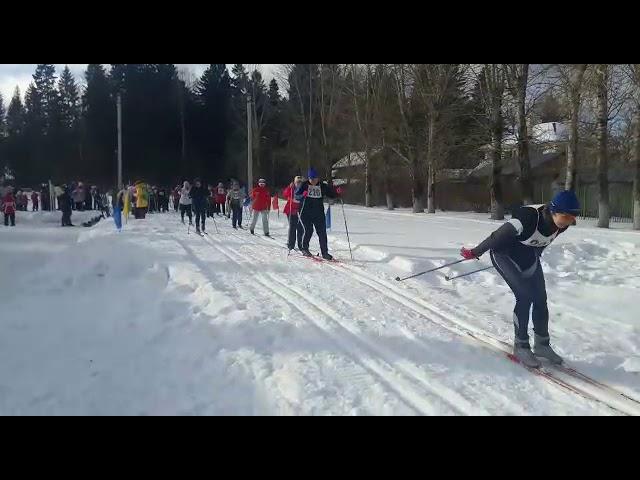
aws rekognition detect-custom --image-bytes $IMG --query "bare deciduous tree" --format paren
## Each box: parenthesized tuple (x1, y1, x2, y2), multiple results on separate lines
(555, 64, 588, 191)
(389, 64, 426, 213)
(504, 64, 533, 203)
(471, 64, 506, 219)
(624, 64, 640, 229)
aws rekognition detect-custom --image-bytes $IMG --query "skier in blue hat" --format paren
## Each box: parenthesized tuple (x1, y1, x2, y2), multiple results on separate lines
(295, 167, 339, 260)
(459, 190, 581, 368)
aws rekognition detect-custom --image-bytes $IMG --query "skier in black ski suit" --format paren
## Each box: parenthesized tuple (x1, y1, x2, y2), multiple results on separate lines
(191, 178, 208, 234)
(461, 190, 581, 368)
(295, 167, 338, 260)
(57, 185, 74, 227)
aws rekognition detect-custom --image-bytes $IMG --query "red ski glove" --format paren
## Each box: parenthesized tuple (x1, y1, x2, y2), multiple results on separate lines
(460, 247, 477, 260)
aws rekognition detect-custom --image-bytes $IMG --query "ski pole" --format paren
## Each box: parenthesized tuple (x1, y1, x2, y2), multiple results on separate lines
(445, 265, 495, 281)
(340, 199, 354, 261)
(395, 258, 472, 282)
(211, 213, 219, 234)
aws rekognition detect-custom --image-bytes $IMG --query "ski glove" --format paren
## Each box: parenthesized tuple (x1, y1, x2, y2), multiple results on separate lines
(460, 247, 478, 260)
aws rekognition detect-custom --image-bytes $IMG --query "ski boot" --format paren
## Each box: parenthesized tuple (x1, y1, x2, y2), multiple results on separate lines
(533, 334, 563, 365)
(513, 339, 541, 368)
(250, 229, 255, 235)
(301, 249, 313, 257)
(321, 253, 333, 261)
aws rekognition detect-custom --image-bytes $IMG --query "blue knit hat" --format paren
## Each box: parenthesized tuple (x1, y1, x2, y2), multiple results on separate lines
(308, 167, 318, 179)
(550, 190, 581, 216)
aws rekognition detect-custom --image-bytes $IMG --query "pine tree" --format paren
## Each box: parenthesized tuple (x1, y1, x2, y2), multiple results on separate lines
(194, 64, 232, 179)
(84, 64, 115, 182)
(268, 78, 281, 105)
(0, 93, 6, 137)
(32, 64, 59, 133)
(6, 87, 25, 137)
(58, 65, 81, 129)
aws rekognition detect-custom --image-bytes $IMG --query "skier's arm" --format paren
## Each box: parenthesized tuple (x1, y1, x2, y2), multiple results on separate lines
(321, 182, 337, 199)
(470, 223, 519, 257)
(295, 183, 308, 201)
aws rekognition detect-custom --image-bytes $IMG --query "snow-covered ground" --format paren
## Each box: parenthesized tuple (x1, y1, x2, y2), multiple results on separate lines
(1, 206, 639, 415)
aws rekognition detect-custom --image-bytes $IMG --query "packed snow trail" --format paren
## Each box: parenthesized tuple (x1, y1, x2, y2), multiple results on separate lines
(1, 208, 638, 415)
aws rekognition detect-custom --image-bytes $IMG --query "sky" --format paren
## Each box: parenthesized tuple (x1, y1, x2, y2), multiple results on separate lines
(0, 64, 279, 106)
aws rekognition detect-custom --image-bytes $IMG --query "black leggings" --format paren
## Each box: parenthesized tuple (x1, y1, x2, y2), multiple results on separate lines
(194, 207, 206, 230)
(301, 211, 329, 255)
(287, 214, 304, 250)
(180, 204, 192, 223)
(490, 251, 549, 342)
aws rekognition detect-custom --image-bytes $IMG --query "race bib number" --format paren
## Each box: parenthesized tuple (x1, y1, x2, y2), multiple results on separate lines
(307, 185, 322, 199)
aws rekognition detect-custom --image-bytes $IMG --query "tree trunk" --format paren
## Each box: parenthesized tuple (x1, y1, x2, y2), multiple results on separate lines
(516, 65, 533, 203)
(564, 65, 587, 191)
(383, 157, 394, 210)
(412, 154, 425, 213)
(490, 116, 504, 220)
(634, 109, 640, 230)
(364, 149, 373, 207)
(426, 115, 436, 213)
(596, 65, 610, 228)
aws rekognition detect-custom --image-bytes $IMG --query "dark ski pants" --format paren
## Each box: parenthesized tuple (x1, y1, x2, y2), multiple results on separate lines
(231, 203, 242, 227)
(216, 202, 226, 216)
(4, 213, 15, 226)
(301, 211, 329, 255)
(180, 204, 192, 224)
(194, 207, 206, 231)
(287, 214, 303, 250)
(490, 251, 549, 342)
(61, 210, 72, 226)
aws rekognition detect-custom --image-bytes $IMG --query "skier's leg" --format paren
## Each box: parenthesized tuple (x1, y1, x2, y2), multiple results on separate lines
(490, 251, 534, 343)
(249, 210, 259, 232)
(262, 210, 269, 235)
(201, 209, 206, 231)
(314, 213, 329, 255)
(530, 264, 549, 339)
(3, 214, 8, 226)
(301, 213, 314, 250)
(287, 215, 296, 249)
(11, 213, 15, 226)
(296, 216, 304, 249)
(530, 265, 562, 363)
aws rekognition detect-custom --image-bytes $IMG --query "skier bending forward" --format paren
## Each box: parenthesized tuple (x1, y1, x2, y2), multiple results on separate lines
(460, 190, 581, 368)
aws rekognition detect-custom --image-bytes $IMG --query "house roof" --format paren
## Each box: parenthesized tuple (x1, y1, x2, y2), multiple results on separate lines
(333, 148, 382, 169)
(471, 151, 563, 178)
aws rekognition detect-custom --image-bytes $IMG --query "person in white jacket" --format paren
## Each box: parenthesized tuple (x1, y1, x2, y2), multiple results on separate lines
(179, 181, 193, 225)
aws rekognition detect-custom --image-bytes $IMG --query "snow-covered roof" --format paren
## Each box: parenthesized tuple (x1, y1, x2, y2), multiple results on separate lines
(482, 122, 568, 151)
(333, 149, 382, 169)
(531, 122, 568, 144)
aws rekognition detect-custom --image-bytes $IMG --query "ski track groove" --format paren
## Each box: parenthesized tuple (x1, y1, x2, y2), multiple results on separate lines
(218, 219, 637, 415)
(198, 227, 468, 415)
(160, 213, 637, 415)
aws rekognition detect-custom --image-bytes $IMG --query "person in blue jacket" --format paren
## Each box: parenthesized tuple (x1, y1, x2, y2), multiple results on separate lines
(295, 168, 338, 260)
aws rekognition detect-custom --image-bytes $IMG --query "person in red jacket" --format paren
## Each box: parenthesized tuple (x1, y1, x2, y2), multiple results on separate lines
(283, 175, 304, 251)
(249, 178, 271, 236)
(214, 182, 227, 216)
(3, 187, 17, 226)
(31, 191, 39, 211)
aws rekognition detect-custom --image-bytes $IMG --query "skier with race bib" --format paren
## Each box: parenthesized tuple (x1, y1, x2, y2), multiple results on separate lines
(460, 190, 581, 368)
(295, 167, 338, 260)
